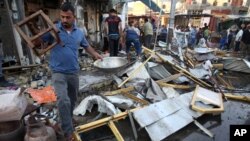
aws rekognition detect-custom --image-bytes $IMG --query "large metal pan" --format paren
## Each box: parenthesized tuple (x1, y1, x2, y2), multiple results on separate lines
(93, 57, 128, 73)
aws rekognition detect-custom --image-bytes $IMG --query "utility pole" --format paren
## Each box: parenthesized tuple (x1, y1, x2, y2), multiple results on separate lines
(167, 0, 177, 49)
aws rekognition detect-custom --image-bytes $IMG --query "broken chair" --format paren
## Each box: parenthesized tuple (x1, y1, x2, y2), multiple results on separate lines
(15, 10, 60, 56)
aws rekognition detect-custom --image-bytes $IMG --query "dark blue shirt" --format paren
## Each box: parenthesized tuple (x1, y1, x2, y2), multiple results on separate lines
(125, 27, 139, 41)
(43, 22, 89, 74)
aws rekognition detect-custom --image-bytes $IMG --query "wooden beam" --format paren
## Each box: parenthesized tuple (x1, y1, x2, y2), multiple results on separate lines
(104, 86, 135, 96)
(216, 75, 234, 89)
(73, 131, 82, 141)
(225, 93, 250, 103)
(157, 82, 192, 89)
(123, 93, 150, 105)
(108, 121, 124, 141)
(3, 64, 41, 71)
(212, 64, 224, 70)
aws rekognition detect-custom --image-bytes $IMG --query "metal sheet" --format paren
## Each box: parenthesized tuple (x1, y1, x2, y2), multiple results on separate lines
(145, 109, 193, 141)
(133, 98, 181, 128)
(133, 93, 203, 141)
(79, 75, 109, 92)
(162, 87, 180, 99)
(196, 86, 222, 106)
(148, 65, 172, 80)
(222, 58, 250, 73)
(173, 93, 203, 118)
(145, 79, 167, 103)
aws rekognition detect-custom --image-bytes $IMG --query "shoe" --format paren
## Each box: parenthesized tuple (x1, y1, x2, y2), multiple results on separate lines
(0, 76, 16, 87)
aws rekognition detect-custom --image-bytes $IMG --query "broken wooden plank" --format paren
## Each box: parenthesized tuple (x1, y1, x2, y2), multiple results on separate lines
(104, 86, 135, 96)
(73, 132, 82, 141)
(3, 64, 41, 71)
(184, 51, 195, 68)
(157, 82, 192, 89)
(224, 93, 250, 103)
(216, 75, 234, 89)
(212, 64, 224, 70)
(194, 120, 214, 138)
(123, 93, 150, 105)
(108, 121, 124, 141)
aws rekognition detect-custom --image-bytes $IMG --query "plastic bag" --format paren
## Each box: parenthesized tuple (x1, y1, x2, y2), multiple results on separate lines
(0, 88, 28, 122)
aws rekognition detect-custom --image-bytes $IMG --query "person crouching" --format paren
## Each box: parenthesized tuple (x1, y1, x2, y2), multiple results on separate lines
(123, 20, 142, 61)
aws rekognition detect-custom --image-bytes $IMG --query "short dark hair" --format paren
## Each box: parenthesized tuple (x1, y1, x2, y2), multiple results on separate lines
(128, 20, 134, 26)
(60, 2, 75, 13)
(109, 9, 117, 14)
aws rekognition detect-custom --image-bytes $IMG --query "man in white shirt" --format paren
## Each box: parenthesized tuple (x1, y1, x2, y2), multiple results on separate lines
(235, 23, 245, 52)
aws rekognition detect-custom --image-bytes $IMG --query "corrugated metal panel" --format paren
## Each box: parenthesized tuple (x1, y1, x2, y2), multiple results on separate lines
(145, 109, 193, 141)
(133, 98, 181, 128)
(133, 93, 203, 141)
(173, 93, 203, 118)
(222, 58, 250, 73)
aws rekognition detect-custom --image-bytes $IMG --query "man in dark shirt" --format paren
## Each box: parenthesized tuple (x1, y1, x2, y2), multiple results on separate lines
(241, 24, 250, 57)
(105, 9, 122, 56)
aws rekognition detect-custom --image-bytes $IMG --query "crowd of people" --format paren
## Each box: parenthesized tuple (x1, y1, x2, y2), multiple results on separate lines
(102, 9, 170, 60)
(172, 22, 250, 58)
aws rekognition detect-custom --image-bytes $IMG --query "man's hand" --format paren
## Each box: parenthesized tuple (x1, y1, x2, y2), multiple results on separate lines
(94, 52, 103, 61)
(85, 46, 103, 61)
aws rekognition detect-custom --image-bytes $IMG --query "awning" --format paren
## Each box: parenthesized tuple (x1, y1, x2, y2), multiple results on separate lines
(140, 0, 164, 14)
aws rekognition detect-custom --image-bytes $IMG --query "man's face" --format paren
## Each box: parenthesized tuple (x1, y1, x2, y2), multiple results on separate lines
(60, 10, 75, 29)
(110, 12, 116, 17)
(241, 24, 245, 28)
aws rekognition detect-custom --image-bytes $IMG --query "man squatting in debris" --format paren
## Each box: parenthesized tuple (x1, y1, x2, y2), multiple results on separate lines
(123, 20, 142, 61)
(34, 2, 103, 141)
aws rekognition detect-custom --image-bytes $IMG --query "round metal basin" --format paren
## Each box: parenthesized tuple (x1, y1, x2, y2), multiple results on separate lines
(94, 57, 128, 73)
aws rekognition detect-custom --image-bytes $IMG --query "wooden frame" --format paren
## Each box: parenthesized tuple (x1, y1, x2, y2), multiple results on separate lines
(191, 85, 224, 114)
(73, 108, 140, 141)
(15, 10, 60, 56)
